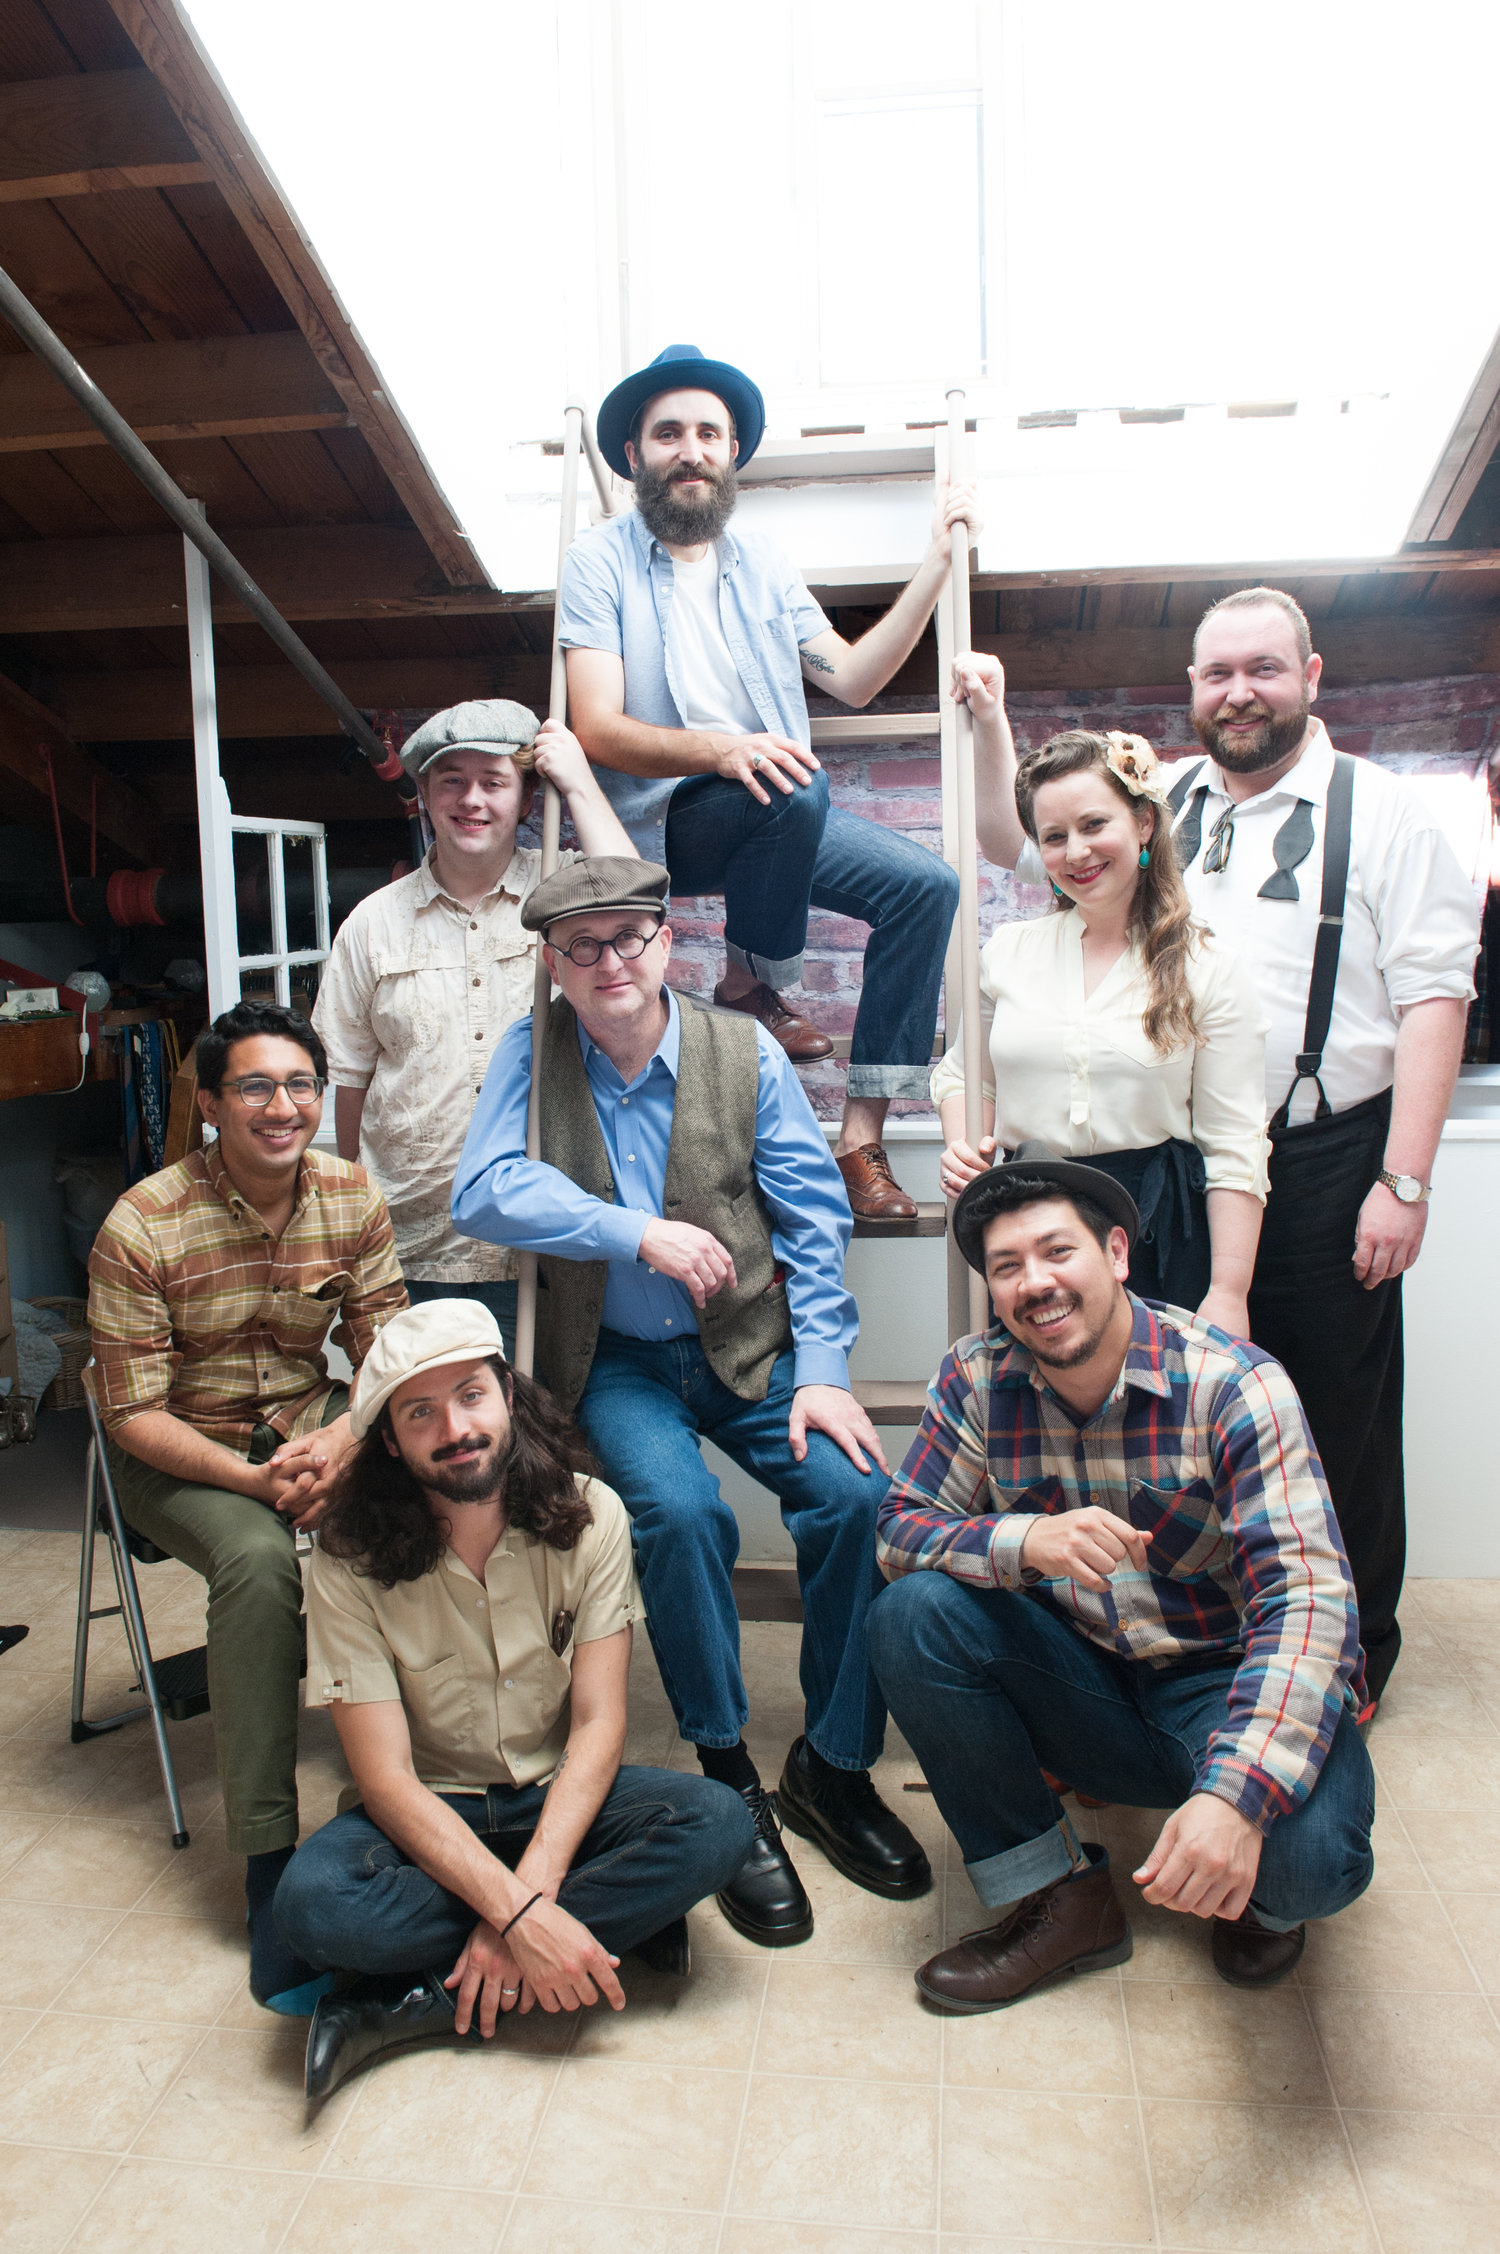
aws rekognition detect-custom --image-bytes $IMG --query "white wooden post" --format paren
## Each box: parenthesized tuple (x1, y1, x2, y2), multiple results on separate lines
(945, 390, 990, 1338)
(184, 505, 239, 1019)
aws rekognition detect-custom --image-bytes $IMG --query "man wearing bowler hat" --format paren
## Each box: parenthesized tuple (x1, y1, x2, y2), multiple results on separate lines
(558, 343, 976, 1221)
(452, 854, 931, 1946)
(866, 1142, 1375, 2012)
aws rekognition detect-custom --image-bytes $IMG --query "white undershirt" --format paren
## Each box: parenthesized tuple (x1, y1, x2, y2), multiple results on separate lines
(667, 547, 762, 736)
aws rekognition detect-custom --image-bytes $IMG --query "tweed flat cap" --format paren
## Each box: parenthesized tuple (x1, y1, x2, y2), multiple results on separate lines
(399, 699, 541, 783)
(522, 855, 669, 935)
(349, 1300, 506, 1439)
(951, 1139, 1140, 1275)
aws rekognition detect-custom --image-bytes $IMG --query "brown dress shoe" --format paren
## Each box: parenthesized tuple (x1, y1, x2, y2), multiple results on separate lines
(1211, 1904, 1306, 1988)
(915, 1845, 1131, 2014)
(836, 1144, 918, 1221)
(713, 980, 833, 1061)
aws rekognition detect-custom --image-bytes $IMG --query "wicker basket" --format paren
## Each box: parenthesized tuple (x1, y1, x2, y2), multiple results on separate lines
(31, 1294, 89, 1412)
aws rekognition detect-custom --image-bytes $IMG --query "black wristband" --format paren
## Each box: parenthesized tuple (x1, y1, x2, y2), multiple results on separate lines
(499, 1891, 544, 1941)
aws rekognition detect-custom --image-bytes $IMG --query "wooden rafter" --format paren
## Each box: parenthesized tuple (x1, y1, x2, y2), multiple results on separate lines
(54, 658, 516, 739)
(1405, 325, 1500, 547)
(0, 330, 348, 450)
(0, 668, 156, 860)
(0, 65, 211, 201)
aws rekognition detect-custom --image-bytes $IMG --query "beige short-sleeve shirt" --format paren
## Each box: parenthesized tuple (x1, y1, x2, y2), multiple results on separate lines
(305, 1475, 640, 1805)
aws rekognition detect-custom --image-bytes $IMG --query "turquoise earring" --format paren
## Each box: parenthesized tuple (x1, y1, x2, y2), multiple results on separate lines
(1051, 882, 1067, 899)
(1138, 846, 1151, 868)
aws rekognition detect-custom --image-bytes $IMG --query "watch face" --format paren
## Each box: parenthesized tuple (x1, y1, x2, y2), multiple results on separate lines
(1393, 1174, 1421, 1204)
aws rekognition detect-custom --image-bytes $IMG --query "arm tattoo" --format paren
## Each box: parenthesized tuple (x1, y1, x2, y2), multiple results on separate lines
(802, 650, 836, 676)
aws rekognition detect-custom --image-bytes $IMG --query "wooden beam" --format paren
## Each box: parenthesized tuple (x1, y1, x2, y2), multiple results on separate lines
(0, 67, 207, 204)
(0, 331, 347, 452)
(1405, 325, 1500, 546)
(108, 0, 491, 592)
(0, 525, 511, 634)
(968, 548, 1500, 595)
(54, 658, 516, 740)
(0, 669, 157, 860)
(973, 612, 1500, 691)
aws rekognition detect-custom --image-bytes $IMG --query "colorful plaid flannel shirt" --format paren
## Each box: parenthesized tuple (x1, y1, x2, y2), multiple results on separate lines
(876, 1296, 1365, 1831)
(88, 1142, 406, 1453)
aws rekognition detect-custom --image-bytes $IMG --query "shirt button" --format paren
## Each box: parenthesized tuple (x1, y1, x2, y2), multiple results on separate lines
(664, 1318, 673, 1327)
(621, 1096, 629, 1105)
(475, 1031, 484, 1041)
(626, 1153, 636, 1163)
(475, 1086, 482, 1095)
(476, 1598, 485, 1609)
(472, 976, 481, 988)
(470, 921, 478, 931)
(504, 1678, 516, 1689)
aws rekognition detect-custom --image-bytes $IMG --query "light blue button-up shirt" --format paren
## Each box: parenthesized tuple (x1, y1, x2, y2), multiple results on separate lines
(451, 990, 856, 1391)
(555, 509, 831, 861)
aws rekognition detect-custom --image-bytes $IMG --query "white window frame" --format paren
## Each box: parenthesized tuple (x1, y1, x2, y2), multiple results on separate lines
(229, 816, 331, 1007)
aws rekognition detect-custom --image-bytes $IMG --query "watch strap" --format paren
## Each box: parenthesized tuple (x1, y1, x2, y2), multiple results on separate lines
(1378, 1168, 1430, 1204)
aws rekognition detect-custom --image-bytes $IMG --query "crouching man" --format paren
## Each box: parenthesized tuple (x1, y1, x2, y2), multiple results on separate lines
(867, 1142, 1375, 2013)
(275, 1301, 753, 2098)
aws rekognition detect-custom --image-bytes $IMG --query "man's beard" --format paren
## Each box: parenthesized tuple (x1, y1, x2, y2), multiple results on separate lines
(1012, 1288, 1114, 1371)
(418, 1432, 507, 1506)
(1192, 692, 1310, 776)
(633, 457, 739, 546)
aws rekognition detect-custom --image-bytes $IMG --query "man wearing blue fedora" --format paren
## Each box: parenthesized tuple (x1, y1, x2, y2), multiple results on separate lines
(558, 344, 976, 1221)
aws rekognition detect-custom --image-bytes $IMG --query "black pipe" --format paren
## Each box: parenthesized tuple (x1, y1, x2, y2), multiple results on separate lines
(0, 864, 401, 931)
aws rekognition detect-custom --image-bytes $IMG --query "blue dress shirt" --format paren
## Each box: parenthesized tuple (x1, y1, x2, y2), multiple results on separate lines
(451, 990, 856, 1392)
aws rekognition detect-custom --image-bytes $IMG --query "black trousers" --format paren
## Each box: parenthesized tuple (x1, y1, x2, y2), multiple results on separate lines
(1249, 1089, 1403, 1699)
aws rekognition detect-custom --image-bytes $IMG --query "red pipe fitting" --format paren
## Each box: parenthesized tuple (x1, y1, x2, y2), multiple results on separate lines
(106, 868, 167, 926)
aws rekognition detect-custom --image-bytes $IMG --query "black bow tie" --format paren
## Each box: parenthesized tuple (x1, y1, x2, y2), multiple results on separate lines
(1176, 786, 1317, 900)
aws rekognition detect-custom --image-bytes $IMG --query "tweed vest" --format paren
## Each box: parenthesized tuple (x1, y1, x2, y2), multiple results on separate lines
(534, 994, 792, 1412)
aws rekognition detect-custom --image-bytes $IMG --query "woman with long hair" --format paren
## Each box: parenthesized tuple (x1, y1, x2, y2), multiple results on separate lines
(935, 717, 1269, 1334)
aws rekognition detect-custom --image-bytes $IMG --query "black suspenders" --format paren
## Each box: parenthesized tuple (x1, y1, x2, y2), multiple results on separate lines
(1269, 751, 1356, 1130)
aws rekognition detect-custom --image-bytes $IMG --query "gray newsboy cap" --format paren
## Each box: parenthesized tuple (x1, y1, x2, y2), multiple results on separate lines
(399, 699, 541, 783)
(522, 856, 670, 935)
(951, 1139, 1140, 1275)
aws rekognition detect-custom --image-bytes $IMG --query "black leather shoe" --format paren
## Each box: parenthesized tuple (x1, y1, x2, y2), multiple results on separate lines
(715, 1783, 813, 1946)
(1211, 1905, 1306, 1989)
(305, 1971, 474, 2101)
(633, 1914, 691, 1977)
(777, 1737, 933, 1901)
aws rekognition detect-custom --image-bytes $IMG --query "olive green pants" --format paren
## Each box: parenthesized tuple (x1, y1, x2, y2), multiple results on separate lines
(107, 1386, 346, 1856)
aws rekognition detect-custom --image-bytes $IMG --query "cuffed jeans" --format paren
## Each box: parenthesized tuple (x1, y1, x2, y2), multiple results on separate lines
(105, 1385, 346, 1858)
(665, 775, 958, 1100)
(868, 1574, 1375, 1930)
(575, 1335, 888, 1770)
(274, 1768, 754, 1974)
(404, 1277, 519, 1364)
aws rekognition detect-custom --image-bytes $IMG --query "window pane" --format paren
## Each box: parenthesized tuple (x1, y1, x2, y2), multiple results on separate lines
(283, 834, 322, 955)
(232, 832, 273, 961)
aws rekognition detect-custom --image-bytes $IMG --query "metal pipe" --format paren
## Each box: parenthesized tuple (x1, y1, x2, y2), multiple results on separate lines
(946, 389, 990, 1337)
(513, 402, 585, 1377)
(580, 404, 620, 517)
(0, 259, 414, 799)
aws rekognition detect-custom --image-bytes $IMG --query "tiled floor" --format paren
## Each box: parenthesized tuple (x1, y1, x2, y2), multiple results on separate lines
(1, 1521, 1498, 2252)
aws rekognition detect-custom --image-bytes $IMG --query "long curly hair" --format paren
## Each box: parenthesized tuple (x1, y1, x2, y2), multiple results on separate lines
(1015, 730, 1203, 1056)
(319, 1359, 599, 1589)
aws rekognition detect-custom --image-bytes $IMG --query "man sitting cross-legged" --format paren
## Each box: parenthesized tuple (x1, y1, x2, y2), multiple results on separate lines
(866, 1141, 1375, 2012)
(275, 1300, 753, 2099)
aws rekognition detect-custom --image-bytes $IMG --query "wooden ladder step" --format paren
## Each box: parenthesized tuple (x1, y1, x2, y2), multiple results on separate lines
(732, 1563, 803, 1623)
(850, 1201, 946, 1240)
(852, 1377, 930, 1424)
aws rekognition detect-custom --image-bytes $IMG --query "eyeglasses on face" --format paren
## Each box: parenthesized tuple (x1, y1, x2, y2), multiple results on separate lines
(550, 924, 659, 966)
(1202, 809, 1235, 874)
(220, 1074, 325, 1107)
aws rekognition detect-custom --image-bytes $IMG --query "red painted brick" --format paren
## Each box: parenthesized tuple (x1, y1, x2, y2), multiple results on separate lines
(869, 757, 943, 788)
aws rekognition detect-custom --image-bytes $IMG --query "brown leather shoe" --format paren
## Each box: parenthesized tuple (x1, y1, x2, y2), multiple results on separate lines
(915, 1845, 1131, 2013)
(713, 980, 833, 1061)
(836, 1144, 918, 1221)
(1211, 1904, 1306, 1988)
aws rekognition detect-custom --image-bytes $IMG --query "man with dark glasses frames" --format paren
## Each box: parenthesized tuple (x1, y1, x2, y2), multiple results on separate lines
(88, 999, 407, 2016)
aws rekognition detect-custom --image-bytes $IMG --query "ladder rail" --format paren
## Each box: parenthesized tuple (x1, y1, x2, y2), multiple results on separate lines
(943, 390, 991, 1338)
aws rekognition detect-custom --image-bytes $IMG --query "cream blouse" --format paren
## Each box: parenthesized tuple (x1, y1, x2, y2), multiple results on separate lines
(931, 911, 1271, 1198)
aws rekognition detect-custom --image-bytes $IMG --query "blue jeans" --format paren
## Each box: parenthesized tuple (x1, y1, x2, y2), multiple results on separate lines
(274, 1767, 753, 1975)
(404, 1277, 519, 1363)
(576, 1335, 888, 1769)
(868, 1575, 1375, 1930)
(665, 779, 958, 1101)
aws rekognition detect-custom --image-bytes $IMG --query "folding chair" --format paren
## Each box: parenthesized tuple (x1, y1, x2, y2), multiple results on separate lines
(70, 1377, 209, 1848)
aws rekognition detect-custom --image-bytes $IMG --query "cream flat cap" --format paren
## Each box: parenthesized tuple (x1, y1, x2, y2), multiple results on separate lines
(350, 1300, 507, 1439)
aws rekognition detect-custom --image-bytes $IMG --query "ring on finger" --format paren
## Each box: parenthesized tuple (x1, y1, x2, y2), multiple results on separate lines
(749, 752, 763, 769)
(500, 1984, 519, 1995)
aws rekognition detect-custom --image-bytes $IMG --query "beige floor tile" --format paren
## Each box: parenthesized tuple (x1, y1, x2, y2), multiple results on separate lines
(1343, 2108, 1500, 2254)
(0, 2139, 117, 2254)
(327, 2042, 562, 2192)
(1306, 1989, 1500, 2112)
(1298, 1889, 1478, 1991)
(1411, 1578, 1500, 1626)
(68, 1744, 224, 1832)
(1440, 1892, 1500, 1992)
(0, 1902, 121, 2008)
(528, 2058, 744, 2211)
(725, 2227, 937, 2254)
(0, 2013, 200, 2151)
(942, 1972, 1133, 2095)
(1124, 1978, 1331, 2104)
(0, 1667, 73, 1739)
(729, 2074, 939, 2234)
(939, 2089, 1152, 2243)
(0, 1730, 134, 1818)
(0, 2009, 38, 2068)
(1117, 1897, 1217, 1985)
(68, 2157, 310, 2254)
(0, 1819, 181, 1911)
(684, 1897, 763, 1961)
(0, 1812, 55, 1882)
(134, 1833, 245, 1920)
(790, 1855, 943, 1967)
(133, 2024, 353, 2172)
(737, 1622, 805, 1706)
(570, 1953, 766, 2068)
(755, 1959, 939, 2084)
(1362, 1803, 1431, 1894)
(1387, 1807, 1500, 1893)
(1373, 1736, 1500, 1814)
(287, 2175, 512, 2253)
(1143, 2099, 1374, 2251)
(54, 1912, 245, 2026)
(1367, 1674, 1499, 1739)
(505, 2198, 720, 2252)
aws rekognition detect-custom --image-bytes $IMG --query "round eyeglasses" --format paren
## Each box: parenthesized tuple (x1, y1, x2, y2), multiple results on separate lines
(221, 1074, 325, 1108)
(550, 925, 659, 966)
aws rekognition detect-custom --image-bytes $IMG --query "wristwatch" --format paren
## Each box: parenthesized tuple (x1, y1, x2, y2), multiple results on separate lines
(1378, 1169, 1431, 1205)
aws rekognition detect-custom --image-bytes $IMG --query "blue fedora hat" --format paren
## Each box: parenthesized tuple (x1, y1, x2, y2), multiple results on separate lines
(596, 344, 766, 480)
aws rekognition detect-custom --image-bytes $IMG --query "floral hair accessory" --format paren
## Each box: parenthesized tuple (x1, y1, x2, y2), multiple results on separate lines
(1103, 731, 1173, 808)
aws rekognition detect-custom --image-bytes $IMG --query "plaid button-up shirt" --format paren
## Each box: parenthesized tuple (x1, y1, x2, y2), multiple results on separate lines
(876, 1296, 1364, 1831)
(88, 1142, 406, 1453)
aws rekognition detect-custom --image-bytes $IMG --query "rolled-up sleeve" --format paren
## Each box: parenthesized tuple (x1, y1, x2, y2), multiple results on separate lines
(876, 1350, 1036, 1586)
(304, 1545, 402, 1707)
(87, 1204, 175, 1439)
(574, 1484, 644, 1639)
(1188, 939, 1271, 1199)
(1369, 809, 1480, 1010)
(556, 535, 625, 656)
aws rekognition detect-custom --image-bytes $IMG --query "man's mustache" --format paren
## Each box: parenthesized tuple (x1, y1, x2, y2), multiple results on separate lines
(1015, 1289, 1079, 1324)
(431, 1434, 492, 1464)
(669, 463, 722, 484)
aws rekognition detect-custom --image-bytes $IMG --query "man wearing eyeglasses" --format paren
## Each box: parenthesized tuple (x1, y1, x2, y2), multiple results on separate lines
(452, 857, 931, 1947)
(88, 998, 407, 2015)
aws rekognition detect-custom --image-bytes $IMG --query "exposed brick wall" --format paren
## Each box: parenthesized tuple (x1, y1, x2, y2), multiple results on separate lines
(661, 673, 1500, 1119)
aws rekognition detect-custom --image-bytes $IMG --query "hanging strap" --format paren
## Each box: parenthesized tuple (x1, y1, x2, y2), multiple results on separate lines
(1268, 752, 1356, 1132)
(1167, 759, 1209, 867)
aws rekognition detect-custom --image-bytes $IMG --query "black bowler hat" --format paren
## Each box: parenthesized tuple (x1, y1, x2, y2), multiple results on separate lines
(951, 1140, 1140, 1276)
(596, 344, 767, 480)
